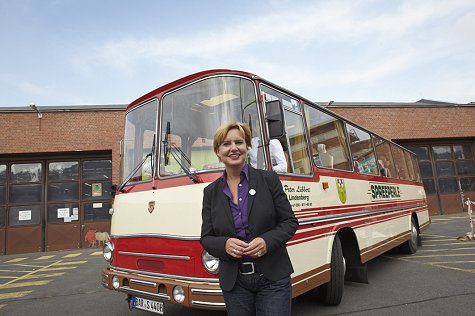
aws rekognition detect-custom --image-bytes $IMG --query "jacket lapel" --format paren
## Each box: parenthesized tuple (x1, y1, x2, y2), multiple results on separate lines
(247, 166, 258, 217)
(216, 179, 234, 228)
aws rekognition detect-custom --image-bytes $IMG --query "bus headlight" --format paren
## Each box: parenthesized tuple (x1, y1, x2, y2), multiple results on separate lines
(173, 286, 185, 303)
(103, 242, 114, 262)
(202, 250, 219, 274)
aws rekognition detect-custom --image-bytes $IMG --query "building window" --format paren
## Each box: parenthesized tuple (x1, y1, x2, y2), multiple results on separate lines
(407, 143, 475, 195)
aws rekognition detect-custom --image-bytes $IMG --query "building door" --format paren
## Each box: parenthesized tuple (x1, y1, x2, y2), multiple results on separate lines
(406, 143, 475, 215)
(0, 154, 113, 254)
(46, 161, 81, 251)
(0, 164, 7, 254)
(45, 159, 113, 251)
(80, 159, 113, 249)
(6, 162, 44, 254)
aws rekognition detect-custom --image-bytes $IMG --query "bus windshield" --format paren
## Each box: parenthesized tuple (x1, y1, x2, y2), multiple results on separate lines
(122, 99, 158, 186)
(160, 75, 263, 177)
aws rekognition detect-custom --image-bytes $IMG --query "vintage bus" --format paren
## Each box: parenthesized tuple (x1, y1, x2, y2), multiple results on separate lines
(101, 69, 430, 314)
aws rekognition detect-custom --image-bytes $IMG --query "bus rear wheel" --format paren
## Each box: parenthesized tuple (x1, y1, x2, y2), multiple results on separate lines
(318, 235, 344, 305)
(399, 217, 418, 254)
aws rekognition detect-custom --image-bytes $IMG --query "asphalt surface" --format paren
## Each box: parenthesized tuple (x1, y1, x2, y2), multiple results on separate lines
(0, 213, 474, 315)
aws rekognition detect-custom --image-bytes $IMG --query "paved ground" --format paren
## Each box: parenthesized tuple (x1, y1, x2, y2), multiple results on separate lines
(0, 212, 473, 315)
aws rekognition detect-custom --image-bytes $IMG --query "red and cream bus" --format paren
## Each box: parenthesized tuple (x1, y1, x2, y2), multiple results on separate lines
(101, 69, 430, 314)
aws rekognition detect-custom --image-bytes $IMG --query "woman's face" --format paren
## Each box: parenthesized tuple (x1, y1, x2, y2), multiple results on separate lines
(217, 128, 248, 168)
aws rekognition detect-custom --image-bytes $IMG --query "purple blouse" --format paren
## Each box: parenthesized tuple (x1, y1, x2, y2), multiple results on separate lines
(222, 164, 250, 243)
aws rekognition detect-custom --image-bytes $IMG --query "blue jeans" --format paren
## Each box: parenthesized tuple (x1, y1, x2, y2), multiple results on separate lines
(222, 274, 292, 316)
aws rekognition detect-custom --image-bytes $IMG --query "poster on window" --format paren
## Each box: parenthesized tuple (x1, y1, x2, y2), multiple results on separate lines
(57, 208, 70, 218)
(92, 183, 102, 197)
(19, 210, 32, 221)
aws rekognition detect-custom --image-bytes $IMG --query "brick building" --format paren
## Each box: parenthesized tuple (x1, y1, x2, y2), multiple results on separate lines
(0, 105, 126, 254)
(0, 100, 474, 254)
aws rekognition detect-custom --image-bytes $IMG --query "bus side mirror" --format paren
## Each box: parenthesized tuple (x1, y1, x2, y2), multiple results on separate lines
(265, 100, 285, 139)
(110, 184, 117, 198)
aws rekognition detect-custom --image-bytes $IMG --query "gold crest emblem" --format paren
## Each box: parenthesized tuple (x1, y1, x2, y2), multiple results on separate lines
(148, 201, 155, 214)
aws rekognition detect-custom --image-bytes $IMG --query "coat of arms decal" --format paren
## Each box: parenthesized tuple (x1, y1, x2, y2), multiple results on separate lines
(336, 179, 347, 204)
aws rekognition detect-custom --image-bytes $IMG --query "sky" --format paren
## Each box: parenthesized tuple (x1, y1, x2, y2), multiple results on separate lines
(1, 0, 474, 108)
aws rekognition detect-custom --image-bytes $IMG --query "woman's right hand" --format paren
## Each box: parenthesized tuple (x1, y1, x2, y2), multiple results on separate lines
(225, 238, 249, 258)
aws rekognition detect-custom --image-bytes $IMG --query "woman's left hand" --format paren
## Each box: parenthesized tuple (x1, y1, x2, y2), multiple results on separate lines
(243, 237, 267, 258)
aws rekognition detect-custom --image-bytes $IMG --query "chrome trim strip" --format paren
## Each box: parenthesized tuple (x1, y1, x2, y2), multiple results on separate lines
(109, 266, 219, 283)
(191, 300, 226, 308)
(119, 286, 170, 301)
(298, 204, 426, 226)
(191, 288, 222, 296)
(119, 251, 191, 260)
(130, 279, 157, 288)
(111, 233, 200, 240)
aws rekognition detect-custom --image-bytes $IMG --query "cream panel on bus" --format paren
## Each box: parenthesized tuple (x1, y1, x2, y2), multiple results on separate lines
(354, 212, 408, 251)
(111, 183, 209, 237)
(288, 235, 333, 279)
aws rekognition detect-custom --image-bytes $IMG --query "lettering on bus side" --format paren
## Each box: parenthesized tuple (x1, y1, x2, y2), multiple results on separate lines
(283, 184, 313, 208)
(369, 183, 402, 201)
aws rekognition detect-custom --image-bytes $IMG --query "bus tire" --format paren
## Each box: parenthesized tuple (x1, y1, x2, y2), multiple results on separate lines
(318, 235, 344, 305)
(399, 217, 418, 254)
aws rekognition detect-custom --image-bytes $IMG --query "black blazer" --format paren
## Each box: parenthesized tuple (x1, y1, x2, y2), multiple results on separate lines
(200, 165, 298, 291)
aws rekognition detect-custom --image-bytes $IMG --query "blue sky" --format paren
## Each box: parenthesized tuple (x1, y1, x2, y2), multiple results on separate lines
(1, 0, 474, 107)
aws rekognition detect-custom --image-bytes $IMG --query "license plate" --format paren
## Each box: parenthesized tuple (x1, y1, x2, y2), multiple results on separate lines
(132, 296, 164, 314)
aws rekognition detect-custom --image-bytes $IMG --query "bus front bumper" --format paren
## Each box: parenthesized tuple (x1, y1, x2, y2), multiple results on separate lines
(101, 267, 225, 310)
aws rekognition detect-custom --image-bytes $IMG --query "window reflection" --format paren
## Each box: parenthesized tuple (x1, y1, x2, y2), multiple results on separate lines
(0, 164, 6, 183)
(432, 146, 452, 160)
(83, 160, 112, 179)
(49, 161, 79, 181)
(11, 163, 42, 183)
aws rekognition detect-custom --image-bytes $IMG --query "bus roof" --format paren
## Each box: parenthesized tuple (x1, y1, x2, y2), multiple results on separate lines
(127, 69, 257, 111)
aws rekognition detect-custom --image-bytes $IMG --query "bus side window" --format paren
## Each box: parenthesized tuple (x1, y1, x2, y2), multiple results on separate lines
(304, 104, 352, 171)
(345, 124, 379, 175)
(391, 144, 410, 180)
(373, 135, 397, 178)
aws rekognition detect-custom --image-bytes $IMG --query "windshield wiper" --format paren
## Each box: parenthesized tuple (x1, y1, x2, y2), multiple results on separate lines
(117, 135, 156, 192)
(162, 121, 201, 184)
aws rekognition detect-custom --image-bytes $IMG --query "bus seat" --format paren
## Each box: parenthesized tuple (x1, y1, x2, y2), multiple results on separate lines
(318, 144, 334, 168)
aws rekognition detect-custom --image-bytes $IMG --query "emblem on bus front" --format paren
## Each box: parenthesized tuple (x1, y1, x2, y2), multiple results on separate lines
(148, 201, 155, 214)
(336, 179, 347, 204)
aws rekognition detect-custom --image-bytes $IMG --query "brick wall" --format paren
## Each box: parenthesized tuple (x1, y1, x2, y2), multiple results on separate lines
(328, 106, 475, 140)
(0, 110, 125, 182)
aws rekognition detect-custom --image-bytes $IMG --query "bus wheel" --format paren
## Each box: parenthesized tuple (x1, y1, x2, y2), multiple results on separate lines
(399, 217, 418, 254)
(318, 235, 344, 305)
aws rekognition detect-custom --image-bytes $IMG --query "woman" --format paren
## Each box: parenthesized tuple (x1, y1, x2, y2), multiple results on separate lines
(200, 121, 298, 316)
